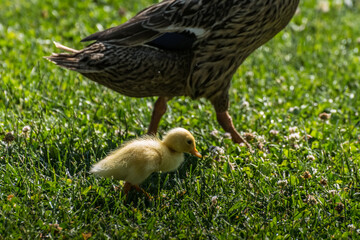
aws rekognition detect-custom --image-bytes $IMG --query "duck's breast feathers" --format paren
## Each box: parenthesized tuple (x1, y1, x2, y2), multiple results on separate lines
(81, 0, 210, 48)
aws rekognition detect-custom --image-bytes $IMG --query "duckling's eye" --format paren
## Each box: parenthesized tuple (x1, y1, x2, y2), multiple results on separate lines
(187, 139, 193, 145)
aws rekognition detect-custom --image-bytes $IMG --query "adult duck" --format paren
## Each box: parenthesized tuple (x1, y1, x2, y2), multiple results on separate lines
(46, 0, 300, 147)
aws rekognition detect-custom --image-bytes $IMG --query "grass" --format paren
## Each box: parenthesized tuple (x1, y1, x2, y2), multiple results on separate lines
(1, 0, 360, 238)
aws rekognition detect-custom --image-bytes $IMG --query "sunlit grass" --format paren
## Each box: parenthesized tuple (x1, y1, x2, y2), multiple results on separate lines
(1, 0, 360, 238)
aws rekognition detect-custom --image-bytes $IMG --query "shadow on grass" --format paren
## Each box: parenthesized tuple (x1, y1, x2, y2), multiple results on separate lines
(82, 154, 203, 210)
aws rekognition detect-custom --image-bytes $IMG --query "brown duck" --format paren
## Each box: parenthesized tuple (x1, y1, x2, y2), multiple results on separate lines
(46, 0, 300, 147)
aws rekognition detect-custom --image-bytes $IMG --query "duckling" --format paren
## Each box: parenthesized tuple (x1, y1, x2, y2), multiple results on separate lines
(90, 128, 201, 196)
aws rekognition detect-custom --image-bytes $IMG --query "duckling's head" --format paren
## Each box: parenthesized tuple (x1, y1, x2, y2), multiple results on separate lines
(162, 128, 202, 158)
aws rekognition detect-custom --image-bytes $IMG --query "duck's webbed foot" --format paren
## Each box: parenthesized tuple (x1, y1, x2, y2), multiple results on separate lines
(216, 111, 251, 147)
(212, 96, 252, 150)
(147, 97, 169, 135)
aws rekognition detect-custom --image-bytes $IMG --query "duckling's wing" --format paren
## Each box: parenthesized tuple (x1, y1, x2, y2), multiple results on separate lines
(90, 141, 162, 185)
(81, 0, 209, 49)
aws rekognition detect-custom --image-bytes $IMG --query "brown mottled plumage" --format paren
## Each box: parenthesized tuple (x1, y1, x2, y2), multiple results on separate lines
(46, 0, 300, 146)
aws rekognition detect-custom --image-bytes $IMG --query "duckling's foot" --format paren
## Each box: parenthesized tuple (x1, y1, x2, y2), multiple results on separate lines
(123, 182, 153, 200)
(148, 97, 169, 135)
(133, 185, 154, 200)
(216, 111, 252, 150)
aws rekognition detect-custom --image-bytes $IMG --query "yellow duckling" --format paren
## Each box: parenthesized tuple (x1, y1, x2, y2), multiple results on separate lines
(90, 128, 202, 196)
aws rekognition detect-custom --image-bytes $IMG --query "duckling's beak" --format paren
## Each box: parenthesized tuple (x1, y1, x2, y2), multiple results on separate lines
(190, 148, 202, 158)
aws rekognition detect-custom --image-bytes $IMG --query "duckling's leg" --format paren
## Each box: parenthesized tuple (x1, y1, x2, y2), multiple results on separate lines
(123, 182, 153, 200)
(133, 185, 153, 200)
(148, 97, 169, 135)
(216, 111, 251, 149)
(123, 182, 133, 196)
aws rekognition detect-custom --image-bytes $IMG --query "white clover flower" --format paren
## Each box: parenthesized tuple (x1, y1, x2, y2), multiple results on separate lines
(317, 1, 330, 12)
(241, 101, 250, 108)
(239, 142, 246, 147)
(289, 126, 298, 133)
(256, 135, 266, 142)
(223, 132, 232, 139)
(307, 155, 315, 161)
(211, 196, 218, 205)
(344, 0, 353, 7)
(277, 180, 288, 187)
(210, 130, 219, 137)
(245, 71, 254, 77)
(209, 146, 225, 155)
(22, 126, 31, 133)
(328, 190, 337, 196)
(269, 130, 279, 136)
(289, 106, 300, 113)
(289, 133, 300, 141)
(348, 224, 356, 231)
(306, 195, 318, 205)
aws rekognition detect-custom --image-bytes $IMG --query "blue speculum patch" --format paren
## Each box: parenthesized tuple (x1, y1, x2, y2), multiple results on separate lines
(147, 32, 196, 51)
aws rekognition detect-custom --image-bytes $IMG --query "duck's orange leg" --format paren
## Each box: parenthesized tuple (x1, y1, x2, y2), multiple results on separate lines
(148, 97, 169, 135)
(216, 111, 251, 149)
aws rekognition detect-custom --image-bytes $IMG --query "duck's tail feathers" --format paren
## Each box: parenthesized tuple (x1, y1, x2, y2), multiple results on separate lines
(44, 41, 98, 73)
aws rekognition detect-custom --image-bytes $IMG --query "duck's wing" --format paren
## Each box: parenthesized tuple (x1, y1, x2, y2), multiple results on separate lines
(81, 0, 210, 49)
